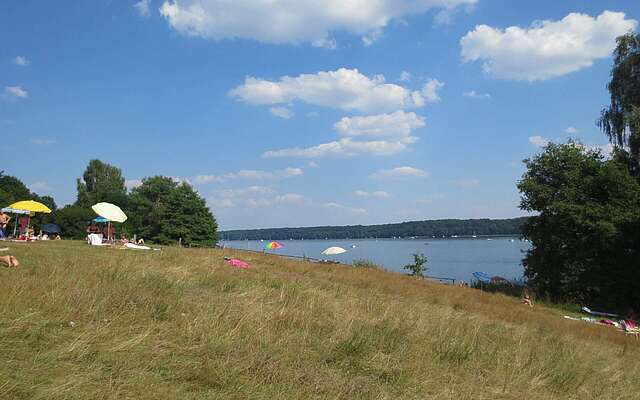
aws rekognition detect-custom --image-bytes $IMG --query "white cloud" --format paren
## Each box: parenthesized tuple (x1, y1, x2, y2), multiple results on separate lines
(565, 126, 578, 134)
(421, 78, 444, 103)
(416, 194, 444, 204)
(160, 0, 477, 46)
(335, 110, 424, 140)
(529, 135, 550, 148)
(30, 181, 50, 192)
(449, 179, 480, 188)
(125, 179, 143, 190)
(12, 56, 29, 66)
(308, 161, 318, 167)
(354, 190, 391, 198)
(362, 29, 383, 47)
(269, 107, 294, 119)
(230, 68, 430, 114)
(399, 71, 413, 82)
(265, 111, 425, 158)
(30, 138, 56, 145)
(194, 167, 303, 184)
(264, 137, 410, 158)
(4, 86, 28, 100)
(370, 166, 428, 179)
(134, 0, 151, 17)
(460, 11, 638, 81)
(463, 90, 491, 99)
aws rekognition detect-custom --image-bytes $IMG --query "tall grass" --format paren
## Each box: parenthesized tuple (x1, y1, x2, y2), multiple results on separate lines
(0, 241, 638, 399)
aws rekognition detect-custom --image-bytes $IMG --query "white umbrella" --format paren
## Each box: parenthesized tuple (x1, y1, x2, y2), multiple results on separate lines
(91, 202, 127, 223)
(322, 246, 347, 256)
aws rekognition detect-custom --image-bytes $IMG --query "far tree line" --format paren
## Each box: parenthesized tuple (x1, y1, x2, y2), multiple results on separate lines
(0, 160, 218, 247)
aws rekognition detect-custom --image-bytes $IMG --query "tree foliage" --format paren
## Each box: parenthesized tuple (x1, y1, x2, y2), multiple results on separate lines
(221, 218, 527, 240)
(518, 142, 640, 310)
(403, 252, 428, 278)
(76, 159, 127, 207)
(599, 32, 640, 175)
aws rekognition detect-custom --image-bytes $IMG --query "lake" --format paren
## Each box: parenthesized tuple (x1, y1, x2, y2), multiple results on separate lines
(221, 237, 530, 283)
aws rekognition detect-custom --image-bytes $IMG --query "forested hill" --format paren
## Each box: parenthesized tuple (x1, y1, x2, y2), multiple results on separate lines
(221, 217, 529, 240)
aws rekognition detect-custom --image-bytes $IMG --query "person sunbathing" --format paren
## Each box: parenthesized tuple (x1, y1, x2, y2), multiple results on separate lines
(0, 255, 20, 268)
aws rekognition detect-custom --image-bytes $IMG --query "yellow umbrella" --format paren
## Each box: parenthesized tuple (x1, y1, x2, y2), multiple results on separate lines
(9, 200, 52, 214)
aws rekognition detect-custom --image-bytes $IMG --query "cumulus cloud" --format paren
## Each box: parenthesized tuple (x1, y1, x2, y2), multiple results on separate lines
(125, 179, 143, 190)
(12, 56, 29, 66)
(399, 71, 413, 82)
(565, 126, 578, 134)
(460, 11, 638, 81)
(230, 68, 431, 114)
(449, 179, 480, 188)
(30, 181, 50, 192)
(370, 166, 428, 179)
(421, 78, 444, 103)
(269, 107, 294, 119)
(30, 138, 56, 145)
(529, 135, 550, 148)
(354, 190, 391, 198)
(463, 90, 491, 99)
(3, 86, 28, 100)
(160, 0, 477, 46)
(194, 167, 303, 183)
(134, 0, 151, 17)
(264, 111, 425, 158)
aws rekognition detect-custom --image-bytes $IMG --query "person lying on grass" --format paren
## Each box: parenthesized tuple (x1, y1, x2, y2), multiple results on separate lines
(0, 255, 20, 268)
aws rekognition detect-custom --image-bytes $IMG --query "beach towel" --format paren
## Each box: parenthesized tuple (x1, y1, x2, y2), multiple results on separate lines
(124, 243, 151, 250)
(226, 258, 250, 269)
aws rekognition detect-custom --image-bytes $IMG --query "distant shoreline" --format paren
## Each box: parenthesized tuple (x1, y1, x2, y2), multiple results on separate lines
(220, 217, 528, 241)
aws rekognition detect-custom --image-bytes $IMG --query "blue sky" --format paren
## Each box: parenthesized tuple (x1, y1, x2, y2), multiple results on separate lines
(2, 1, 639, 229)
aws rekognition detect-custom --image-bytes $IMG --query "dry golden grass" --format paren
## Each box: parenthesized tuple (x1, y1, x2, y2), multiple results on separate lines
(0, 241, 639, 399)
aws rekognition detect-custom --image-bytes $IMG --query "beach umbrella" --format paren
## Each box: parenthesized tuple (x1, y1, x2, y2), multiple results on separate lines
(9, 200, 52, 214)
(321, 246, 347, 255)
(42, 223, 61, 233)
(265, 241, 283, 250)
(91, 202, 127, 223)
(93, 216, 109, 223)
(8, 200, 52, 238)
(472, 271, 492, 283)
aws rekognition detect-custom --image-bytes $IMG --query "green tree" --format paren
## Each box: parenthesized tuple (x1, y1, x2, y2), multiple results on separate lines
(518, 142, 640, 309)
(126, 176, 179, 241)
(403, 252, 428, 278)
(158, 183, 217, 247)
(52, 205, 95, 239)
(0, 171, 32, 207)
(599, 32, 640, 175)
(76, 159, 127, 207)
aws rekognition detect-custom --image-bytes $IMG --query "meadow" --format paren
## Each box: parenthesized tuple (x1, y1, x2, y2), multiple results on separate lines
(1, 241, 638, 399)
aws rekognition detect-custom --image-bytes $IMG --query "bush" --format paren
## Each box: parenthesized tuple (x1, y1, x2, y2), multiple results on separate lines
(403, 252, 427, 278)
(352, 259, 384, 270)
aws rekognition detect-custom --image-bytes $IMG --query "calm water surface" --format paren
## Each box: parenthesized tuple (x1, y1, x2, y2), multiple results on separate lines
(222, 238, 530, 282)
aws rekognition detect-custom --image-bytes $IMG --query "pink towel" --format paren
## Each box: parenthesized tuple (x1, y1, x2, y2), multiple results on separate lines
(227, 258, 249, 269)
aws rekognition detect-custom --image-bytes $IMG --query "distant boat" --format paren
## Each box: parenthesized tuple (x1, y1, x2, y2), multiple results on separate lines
(509, 239, 515, 242)
(350, 244, 356, 248)
(487, 238, 493, 241)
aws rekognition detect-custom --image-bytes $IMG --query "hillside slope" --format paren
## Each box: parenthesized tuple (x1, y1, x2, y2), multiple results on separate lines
(0, 241, 638, 399)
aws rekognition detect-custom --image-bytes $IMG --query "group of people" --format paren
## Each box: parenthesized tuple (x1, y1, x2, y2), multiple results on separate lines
(86, 221, 145, 246)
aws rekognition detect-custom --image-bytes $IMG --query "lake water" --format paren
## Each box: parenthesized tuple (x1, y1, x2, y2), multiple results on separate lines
(222, 237, 530, 283)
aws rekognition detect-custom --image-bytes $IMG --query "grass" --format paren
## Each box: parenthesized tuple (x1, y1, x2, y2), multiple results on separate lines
(1, 241, 639, 399)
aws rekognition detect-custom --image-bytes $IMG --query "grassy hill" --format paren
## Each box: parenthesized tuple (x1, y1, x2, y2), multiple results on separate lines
(1, 241, 638, 399)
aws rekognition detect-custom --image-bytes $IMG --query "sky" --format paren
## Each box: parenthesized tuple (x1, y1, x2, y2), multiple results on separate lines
(2, 1, 639, 230)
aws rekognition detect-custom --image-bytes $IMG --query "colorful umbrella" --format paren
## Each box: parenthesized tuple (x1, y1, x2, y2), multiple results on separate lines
(9, 200, 52, 214)
(91, 202, 127, 223)
(322, 246, 347, 255)
(265, 241, 283, 250)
